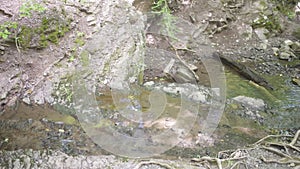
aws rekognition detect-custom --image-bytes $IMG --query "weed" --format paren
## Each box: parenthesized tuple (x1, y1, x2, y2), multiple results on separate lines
(151, 0, 178, 39)
(0, 22, 18, 40)
(271, 0, 297, 20)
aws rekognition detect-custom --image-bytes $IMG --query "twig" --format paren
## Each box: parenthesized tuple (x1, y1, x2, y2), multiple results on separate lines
(191, 156, 247, 169)
(290, 130, 300, 146)
(261, 156, 300, 165)
(267, 142, 300, 153)
(169, 42, 200, 82)
(192, 156, 222, 169)
(15, 37, 21, 53)
(261, 146, 292, 159)
(230, 161, 245, 169)
(254, 134, 293, 145)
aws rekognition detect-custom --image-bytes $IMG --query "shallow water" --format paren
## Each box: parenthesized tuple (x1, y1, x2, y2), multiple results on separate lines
(1, 66, 299, 158)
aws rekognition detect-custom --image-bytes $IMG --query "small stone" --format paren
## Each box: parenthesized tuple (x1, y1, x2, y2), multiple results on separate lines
(55, 121, 64, 125)
(144, 81, 155, 86)
(279, 52, 291, 60)
(272, 47, 279, 55)
(292, 78, 300, 86)
(0, 46, 5, 51)
(289, 163, 295, 167)
(189, 91, 207, 102)
(1, 92, 7, 100)
(245, 111, 255, 117)
(58, 129, 65, 133)
(22, 97, 31, 105)
(284, 39, 294, 46)
(86, 15, 95, 22)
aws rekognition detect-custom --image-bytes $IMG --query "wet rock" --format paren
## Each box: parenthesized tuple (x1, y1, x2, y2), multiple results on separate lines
(232, 96, 265, 110)
(145, 82, 210, 103)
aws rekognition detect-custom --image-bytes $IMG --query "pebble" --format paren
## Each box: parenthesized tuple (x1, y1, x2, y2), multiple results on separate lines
(0, 46, 5, 51)
(292, 78, 300, 86)
(279, 52, 291, 60)
(22, 97, 31, 105)
(86, 15, 95, 22)
(1, 92, 7, 100)
(284, 39, 294, 46)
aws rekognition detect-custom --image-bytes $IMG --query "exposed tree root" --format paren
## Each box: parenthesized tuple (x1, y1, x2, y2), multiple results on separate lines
(134, 160, 174, 169)
(191, 155, 247, 169)
(254, 129, 300, 167)
(191, 130, 300, 169)
(253, 134, 293, 145)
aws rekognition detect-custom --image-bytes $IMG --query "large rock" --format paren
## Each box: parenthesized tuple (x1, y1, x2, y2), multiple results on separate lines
(232, 96, 265, 110)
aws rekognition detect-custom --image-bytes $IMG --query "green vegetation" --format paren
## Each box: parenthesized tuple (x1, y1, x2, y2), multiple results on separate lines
(74, 31, 85, 47)
(19, 0, 47, 18)
(252, 13, 282, 35)
(151, 0, 177, 39)
(271, 0, 297, 20)
(0, 22, 18, 40)
(0, 0, 70, 49)
(17, 17, 70, 49)
(251, 1, 282, 35)
(252, 0, 298, 35)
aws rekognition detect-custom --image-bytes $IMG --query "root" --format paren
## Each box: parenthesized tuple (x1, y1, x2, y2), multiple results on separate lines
(290, 129, 300, 146)
(256, 130, 300, 167)
(134, 160, 174, 169)
(191, 156, 247, 169)
(253, 134, 293, 145)
(261, 156, 300, 165)
(191, 130, 300, 169)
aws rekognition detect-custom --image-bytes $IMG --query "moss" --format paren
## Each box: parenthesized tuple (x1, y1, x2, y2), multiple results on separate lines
(39, 34, 48, 48)
(18, 26, 33, 48)
(48, 31, 59, 44)
(74, 38, 85, 46)
(62, 115, 77, 125)
(80, 50, 90, 67)
(17, 16, 70, 49)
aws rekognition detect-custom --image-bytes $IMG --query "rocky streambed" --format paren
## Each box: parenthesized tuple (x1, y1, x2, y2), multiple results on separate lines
(0, 0, 300, 168)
